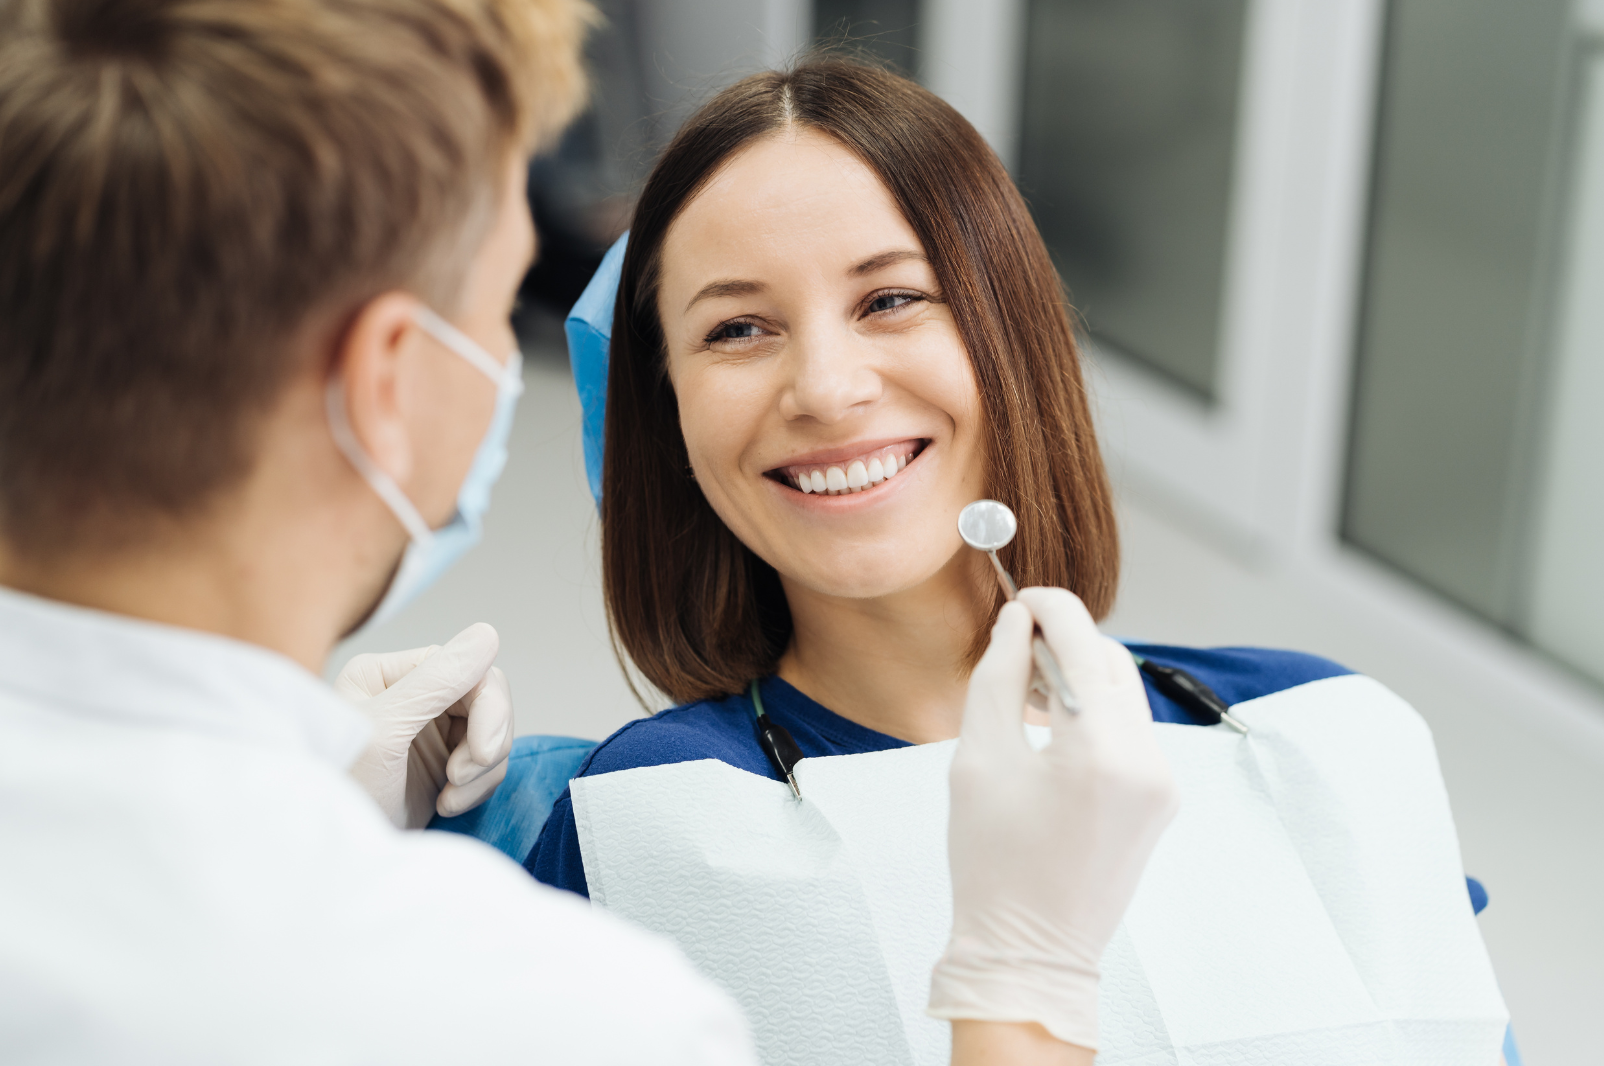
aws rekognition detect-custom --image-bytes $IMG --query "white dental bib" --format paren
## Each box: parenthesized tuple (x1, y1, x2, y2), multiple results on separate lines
(573, 674, 1508, 1065)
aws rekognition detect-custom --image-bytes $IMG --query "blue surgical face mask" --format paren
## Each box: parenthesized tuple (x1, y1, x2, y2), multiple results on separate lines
(326, 305, 524, 629)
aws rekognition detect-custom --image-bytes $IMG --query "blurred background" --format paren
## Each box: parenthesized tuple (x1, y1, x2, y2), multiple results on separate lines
(333, 1, 1604, 1059)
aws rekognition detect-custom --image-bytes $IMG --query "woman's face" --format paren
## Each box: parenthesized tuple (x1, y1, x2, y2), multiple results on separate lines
(658, 128, 986, 601)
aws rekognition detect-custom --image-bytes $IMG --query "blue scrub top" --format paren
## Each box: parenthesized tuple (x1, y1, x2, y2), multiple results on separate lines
(525, 643, 1357, 897)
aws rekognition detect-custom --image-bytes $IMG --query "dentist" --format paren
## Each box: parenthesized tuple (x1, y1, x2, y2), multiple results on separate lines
(0, 0, 1175, 1063)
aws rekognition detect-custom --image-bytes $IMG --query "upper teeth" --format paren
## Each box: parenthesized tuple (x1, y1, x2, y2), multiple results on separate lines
(787, 444, 915, 495)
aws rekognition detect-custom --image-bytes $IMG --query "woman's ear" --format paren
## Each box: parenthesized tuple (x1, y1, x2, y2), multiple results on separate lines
(333, 292, 423, 484)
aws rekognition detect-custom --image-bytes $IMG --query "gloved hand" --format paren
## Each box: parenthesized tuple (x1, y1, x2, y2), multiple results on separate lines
(929, 588, 1179, 1050)
(333, 622, 515, 829)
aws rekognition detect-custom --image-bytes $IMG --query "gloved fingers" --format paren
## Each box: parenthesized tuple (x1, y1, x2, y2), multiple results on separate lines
(331, 645, 436, 701)
(445, 715, 512, 787)
(437, 756, 508, 818)
(1106, 635, 1140, 678)
(453, 666, 513, 768)
(372, 622, 500, 720)
(375, 645, 444, 688)
(1014, 587, 1112, 695)
(446, 738, 499, 787)
(1104, 637, 1153, 724)
(442, 710, 470, 753)
(439, 667, 511, 787)
(960, 600, 1036, 752)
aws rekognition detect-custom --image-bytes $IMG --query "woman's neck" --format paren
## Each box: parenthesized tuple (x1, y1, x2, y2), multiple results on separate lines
(776, 551, 989, 744)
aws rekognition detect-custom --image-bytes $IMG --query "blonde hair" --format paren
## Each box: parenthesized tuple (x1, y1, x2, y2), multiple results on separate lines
(0, 0, 592, 554)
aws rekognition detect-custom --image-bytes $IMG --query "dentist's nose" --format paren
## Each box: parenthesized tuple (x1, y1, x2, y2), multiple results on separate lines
(778, 329, 882, 424)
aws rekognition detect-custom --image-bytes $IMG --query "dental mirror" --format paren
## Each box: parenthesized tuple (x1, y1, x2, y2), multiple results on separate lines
(958, 500, 1079, 714)
(958, 499, 1018, 553)
(959, 499, 1022, 598)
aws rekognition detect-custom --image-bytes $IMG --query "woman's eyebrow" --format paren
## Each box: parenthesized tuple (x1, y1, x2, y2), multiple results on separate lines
(681, 250, 925, 313)
(685, 278, 765, 313)
(850, 249, 928, 276)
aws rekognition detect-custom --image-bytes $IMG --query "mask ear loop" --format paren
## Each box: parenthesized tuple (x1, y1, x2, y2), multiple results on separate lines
(414, 305, 520, 390)
(326, 305, 520, 545)
(324, 377, 435, 545)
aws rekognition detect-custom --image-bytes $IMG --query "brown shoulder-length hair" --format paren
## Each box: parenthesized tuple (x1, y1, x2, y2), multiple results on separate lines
(603, 56, 1118, 706)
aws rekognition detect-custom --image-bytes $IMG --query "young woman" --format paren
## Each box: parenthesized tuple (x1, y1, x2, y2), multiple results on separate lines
(524, 57, 1347, 895)
(517, 54, 1510, 1066)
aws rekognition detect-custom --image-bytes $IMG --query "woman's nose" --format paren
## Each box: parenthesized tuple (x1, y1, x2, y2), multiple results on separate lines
(778, 328, 883, 424)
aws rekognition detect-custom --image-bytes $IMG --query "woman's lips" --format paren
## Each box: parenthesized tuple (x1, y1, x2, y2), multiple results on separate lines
(769, 440, 927, 496)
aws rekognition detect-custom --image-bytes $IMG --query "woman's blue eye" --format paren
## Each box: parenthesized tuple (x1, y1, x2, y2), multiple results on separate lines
(868, 293, 917, 314)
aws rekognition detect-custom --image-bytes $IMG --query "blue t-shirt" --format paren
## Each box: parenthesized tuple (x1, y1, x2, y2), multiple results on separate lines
(525, 643, 1354, 897)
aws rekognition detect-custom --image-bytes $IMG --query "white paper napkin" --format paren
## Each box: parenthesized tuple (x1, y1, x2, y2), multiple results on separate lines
(574, 674, 1508, 1066)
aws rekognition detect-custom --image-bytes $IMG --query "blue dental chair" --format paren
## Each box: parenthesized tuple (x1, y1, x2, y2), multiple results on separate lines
(428, 734, 597, 864)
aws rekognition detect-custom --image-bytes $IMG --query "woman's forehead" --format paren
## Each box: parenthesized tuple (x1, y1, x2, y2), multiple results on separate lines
(660, 130, 925, 296)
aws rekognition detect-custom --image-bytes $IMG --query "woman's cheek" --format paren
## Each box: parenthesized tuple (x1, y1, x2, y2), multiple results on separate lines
(671, 360, 714, 449)
(677, 379, 753, 522)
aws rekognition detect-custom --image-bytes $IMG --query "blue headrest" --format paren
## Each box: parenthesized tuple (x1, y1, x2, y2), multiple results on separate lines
(564, 232, 628, 504)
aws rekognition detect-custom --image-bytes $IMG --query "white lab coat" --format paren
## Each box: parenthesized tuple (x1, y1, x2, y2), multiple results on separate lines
(0, 587, 754, 1065)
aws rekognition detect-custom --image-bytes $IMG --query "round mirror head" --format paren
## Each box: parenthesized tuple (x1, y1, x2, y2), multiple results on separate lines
(958, 499, 1018, 552)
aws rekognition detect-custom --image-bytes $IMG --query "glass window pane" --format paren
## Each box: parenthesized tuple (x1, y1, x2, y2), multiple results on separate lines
(1342, 0, 1577, 626)
(1527, 44, 1604, 681)
(1017, 0, 1250, 400)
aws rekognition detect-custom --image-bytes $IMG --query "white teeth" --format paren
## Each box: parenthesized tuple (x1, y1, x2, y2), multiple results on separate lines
(785, 445, 918, 496)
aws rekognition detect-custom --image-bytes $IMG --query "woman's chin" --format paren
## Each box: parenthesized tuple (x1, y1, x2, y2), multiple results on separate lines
(777, 548, 958, 603)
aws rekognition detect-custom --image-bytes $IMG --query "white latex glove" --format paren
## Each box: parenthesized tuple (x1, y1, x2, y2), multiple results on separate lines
(929, 587, 1179, 1050)
(333, 622, 514, 829)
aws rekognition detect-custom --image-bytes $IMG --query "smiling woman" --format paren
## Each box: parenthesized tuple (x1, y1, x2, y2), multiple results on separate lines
(603, 59, 1119, 708)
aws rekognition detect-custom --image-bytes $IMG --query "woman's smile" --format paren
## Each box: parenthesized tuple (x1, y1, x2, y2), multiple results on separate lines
(767, 437, 928, 497)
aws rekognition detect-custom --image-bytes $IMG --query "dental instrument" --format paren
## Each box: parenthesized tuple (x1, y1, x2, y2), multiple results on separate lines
(958, 499, 1248, 733)
(1129, 653, 1249, 733)
(751, 680, 804, 799)
(958, 500, 1080, 715)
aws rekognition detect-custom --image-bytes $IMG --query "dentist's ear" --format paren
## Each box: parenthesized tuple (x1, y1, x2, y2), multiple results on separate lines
(334, 292, 425, 486)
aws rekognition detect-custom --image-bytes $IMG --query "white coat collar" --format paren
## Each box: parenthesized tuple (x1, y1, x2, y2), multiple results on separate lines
(0, 585, 370, 768)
